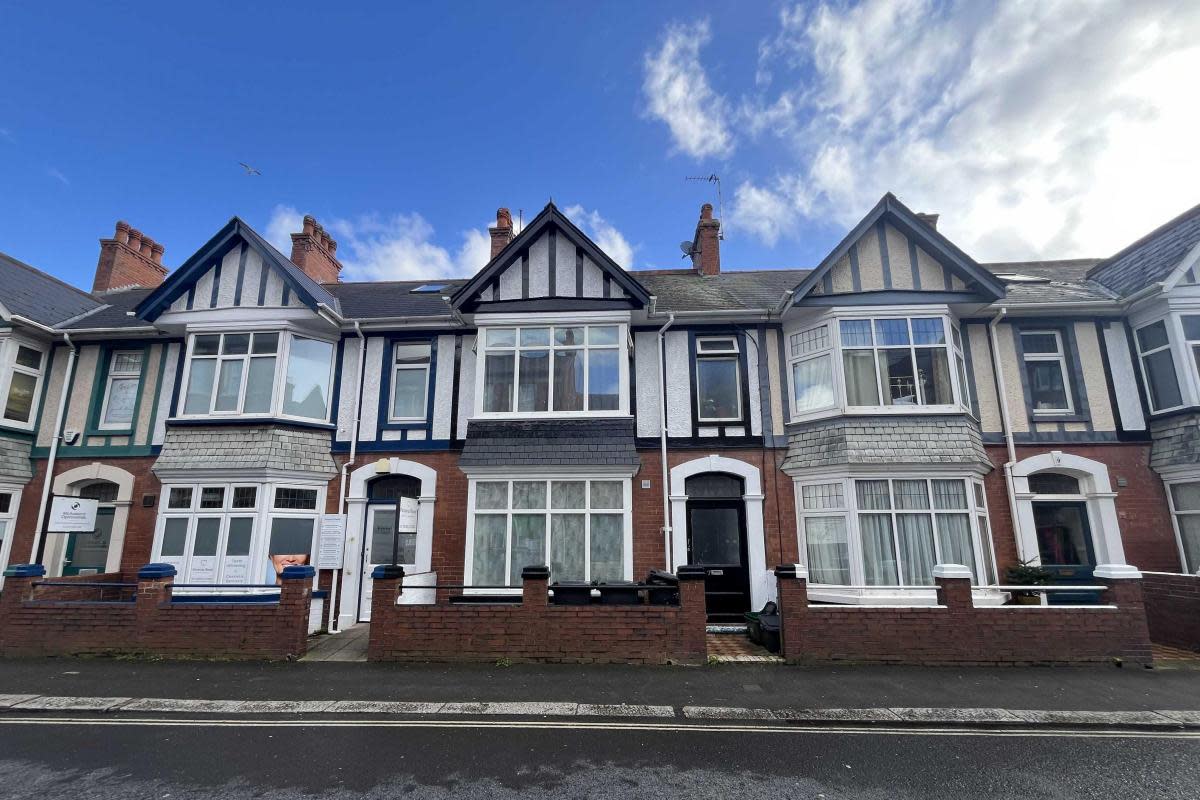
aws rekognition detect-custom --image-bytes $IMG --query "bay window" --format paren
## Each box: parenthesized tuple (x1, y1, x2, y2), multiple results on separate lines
(695, 336, 742, 422)
(789, 324, 836, 415)
(389, 343, 432, 420)
(1134, 319, 1183, 412)
(480, 324, 623, 415)
(797, 476, 995, 590)
(180, 331, 334, 421)
(840, 317, 955, 408)
(1167, 481, 1200, 574)
(1020, 330, 1073, 413)
(98, 350, 145, 429)
(468, 478, 629, 587)
(2, 339, 46, 426)
(154, 481, 324, 586)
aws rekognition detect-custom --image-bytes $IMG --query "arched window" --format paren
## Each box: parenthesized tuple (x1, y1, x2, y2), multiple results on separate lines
(78, 481, 120, 503)
(685, 473, 744, 498)
(367, 475, 421, 501)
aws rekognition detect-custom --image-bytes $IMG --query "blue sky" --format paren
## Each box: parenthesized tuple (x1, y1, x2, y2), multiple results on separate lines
(3, 1, 1198, 287)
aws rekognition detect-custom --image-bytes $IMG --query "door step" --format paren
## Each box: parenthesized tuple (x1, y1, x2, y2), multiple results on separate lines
(706, 624, 749, 634)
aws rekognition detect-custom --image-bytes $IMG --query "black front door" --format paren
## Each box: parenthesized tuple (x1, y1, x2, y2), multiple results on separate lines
(686, 498, 750, 622)
(1033, 500, 1099, 604)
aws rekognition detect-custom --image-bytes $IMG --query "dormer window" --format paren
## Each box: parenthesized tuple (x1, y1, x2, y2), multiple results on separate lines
(1, 339, 46, 428)
(180, 331, 335, 422)
(695, 336, 742, 422)
(478, 323, 625, 416)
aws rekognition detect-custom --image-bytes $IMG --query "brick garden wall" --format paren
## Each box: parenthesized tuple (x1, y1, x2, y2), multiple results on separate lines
(1141, 571, 1200, 652)
(0, 566, 312, 661)
(775, 567, 1153, 666)
(368, 567, 708, 665)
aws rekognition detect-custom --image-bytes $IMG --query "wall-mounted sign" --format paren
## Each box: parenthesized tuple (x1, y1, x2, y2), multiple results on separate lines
(397, 497, 419, 533)
(47, 496, 99, 533)
(317, 514, 347, 569)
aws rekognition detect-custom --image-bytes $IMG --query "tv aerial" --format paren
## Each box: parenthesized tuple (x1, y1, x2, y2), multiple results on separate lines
(685, 174, 724, 240)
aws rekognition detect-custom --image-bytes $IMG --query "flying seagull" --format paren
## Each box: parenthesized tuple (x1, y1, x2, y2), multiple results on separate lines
(238, 162, 262, 176)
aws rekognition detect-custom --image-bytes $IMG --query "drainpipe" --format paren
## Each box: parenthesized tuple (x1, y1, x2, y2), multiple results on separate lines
(329, 320, 366, 633)
(29, 332, 77, 567)
(657, 312, 676, 571)
(988, 307, 1026, 567)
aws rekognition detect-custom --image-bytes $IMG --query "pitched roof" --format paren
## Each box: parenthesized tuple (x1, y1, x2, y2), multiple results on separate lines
(981, 259, 1117, 306)
(1087, 202, 1200, 297)
(0, 250, 101, 325)
(61, 287, 157, 330)
(635, 269, 810, 312)
(324, 280, 464, 319)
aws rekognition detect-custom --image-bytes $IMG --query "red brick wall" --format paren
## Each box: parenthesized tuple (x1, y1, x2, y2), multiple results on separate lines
(982, 444, 1180, 574)
(776, 571, 1152, 666)
(0, 573, 310, 661)
(367, 571, 708, 665)
(1142, 571, 1200, 651)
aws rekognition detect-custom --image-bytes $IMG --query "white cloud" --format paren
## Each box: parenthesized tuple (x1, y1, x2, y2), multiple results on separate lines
(265, 204, 490, 281)
(721, 0, 1200, 260)
(563, 205, 636, 268)
(642, 19, 734, 160)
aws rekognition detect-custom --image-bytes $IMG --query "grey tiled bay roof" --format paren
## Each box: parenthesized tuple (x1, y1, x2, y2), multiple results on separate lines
(1087, 203, 1200, 297)
(155, 424, 337, 476)
(460, 418, 639, 470)
(0, 251, 101, 325)
(782, 416, 989, 472)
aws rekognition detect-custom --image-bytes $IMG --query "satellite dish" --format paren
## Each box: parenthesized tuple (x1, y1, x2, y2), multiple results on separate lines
(679, 240, 695, 258)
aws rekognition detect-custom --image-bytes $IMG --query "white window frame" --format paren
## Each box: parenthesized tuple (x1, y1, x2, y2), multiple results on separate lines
(176, 329, 337, 423)
(473, 316, 629, 419)
(97, 349, 145, 431)
(152, 479, 325, 589)
(694, 336, 743, 423)
(0, 484, 22, 589)
(1019, 329, 1075, 415)
(0, 336, 47, 430)
(952, 323, 972, 413)
(795, 473, 996, 600)
(1133, 317, 1186, 414)
(1164, 477, 1200, 575)
(388, 343, 432, 423)
(835, 314, 963, 413)
(463, 476, 633, 592)
(788, 323, 837, 417)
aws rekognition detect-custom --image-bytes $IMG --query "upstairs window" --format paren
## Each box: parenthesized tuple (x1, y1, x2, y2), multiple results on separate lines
(181, 332, 334, 421)
(390, 343, 432, 421)
(98, 350, 144, 430)
(840, 317, 955, 408)
(481, 324, 622, 415)
(1020, 330, 1073, 414)
(789, 324, 835, 415)
(2, 341, 45, 426)
(1135, 320, 1183, 412)
(695, 336, 742, 422)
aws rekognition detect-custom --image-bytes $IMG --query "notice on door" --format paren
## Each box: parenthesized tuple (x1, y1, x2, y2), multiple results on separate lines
(47, 496, 99, 533)
(398, 497, 419, 532)
(317, 514, 346, 569)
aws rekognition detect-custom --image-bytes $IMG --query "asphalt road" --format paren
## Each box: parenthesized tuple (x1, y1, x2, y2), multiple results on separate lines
(0, 715, 1197, 799)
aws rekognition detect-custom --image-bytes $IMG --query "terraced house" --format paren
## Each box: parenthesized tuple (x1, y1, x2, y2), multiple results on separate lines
(0, 195, 1197, 647)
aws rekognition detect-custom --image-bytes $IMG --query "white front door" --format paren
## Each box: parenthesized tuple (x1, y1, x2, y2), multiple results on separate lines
(358, 504, 396, 622)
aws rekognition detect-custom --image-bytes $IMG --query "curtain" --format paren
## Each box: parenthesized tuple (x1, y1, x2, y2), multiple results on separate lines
(859, 514, 898, 585)
(550, 513, 586, 582)
(856, 480, 891, 510)
(805, 517, 850, 585)
(589, 514, 624, 582)
(793, 355, 835, 413)
(509, 514, 547, 585)
(896, 514, 936, 585)
(471, 515, 507, 586)
(936, 514, 977, 578)
(842, 350, 879, 405)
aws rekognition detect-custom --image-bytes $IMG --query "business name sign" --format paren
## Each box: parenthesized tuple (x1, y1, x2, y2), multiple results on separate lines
(47, 496, 99, 533)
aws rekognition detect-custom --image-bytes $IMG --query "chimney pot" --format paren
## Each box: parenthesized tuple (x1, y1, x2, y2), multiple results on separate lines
(114, 220, 131, 244)
(489, 206, 515, 260)
(700, 203, 713, 221)
(692, 204, 721, 276)
(127, 228, 143, 249)
(151, 242, 165, 264)
(289, 214, 343, 283)
(302, 215, 316, 236)
(93, 220, 168, 292)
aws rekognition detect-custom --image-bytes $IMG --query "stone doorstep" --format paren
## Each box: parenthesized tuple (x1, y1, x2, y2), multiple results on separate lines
(0, 696, 1197, 728)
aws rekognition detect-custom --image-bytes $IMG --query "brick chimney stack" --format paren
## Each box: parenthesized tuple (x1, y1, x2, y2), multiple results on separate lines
(489, 207, 514, 260)
(916, 212, 939, 230)
(289, 215, 342, 284)
(692, 203, 721, 276)
(92, 220, 169, 292)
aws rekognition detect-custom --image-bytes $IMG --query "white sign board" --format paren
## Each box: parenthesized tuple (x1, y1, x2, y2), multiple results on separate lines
(48, 496, 99, 533)
(317, 514, 347, 569)
(397, 497, 419, 533)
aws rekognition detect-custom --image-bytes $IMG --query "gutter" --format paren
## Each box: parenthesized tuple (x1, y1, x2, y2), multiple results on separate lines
(330, 320, 367, 633)
(656, 312, 676, 571)
(987, 307, 1026, 566)
(29, 331, 77, 568)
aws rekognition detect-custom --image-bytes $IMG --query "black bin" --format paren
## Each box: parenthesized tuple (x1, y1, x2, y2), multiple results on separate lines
(645, 570, 679, 606)
(550, 581, 592, 605)
(745, 601, 779, 649)
(597, 580, 640, 605)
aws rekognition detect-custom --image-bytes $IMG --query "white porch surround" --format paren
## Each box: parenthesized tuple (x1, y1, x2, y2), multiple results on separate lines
(668, 454, 772, 610)
(1010, 450, 1129, 567)
(337, 457, 438, 629)
(47, 462, 135, 577)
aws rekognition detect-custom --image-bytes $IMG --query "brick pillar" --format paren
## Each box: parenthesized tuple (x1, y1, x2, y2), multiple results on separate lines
(368, 565, 405, 661)
(1095, 564, 1153, 666)
(774, 564, 808, 662)
(520, 566, 550, 660)
(279, 565, 315, 659)
(521, 565, 549, 608)
(676, 565, 708, 664)
(0, 565, 45, 654)
(932, 564, 974, 610)
(134, 563, 175, 653)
